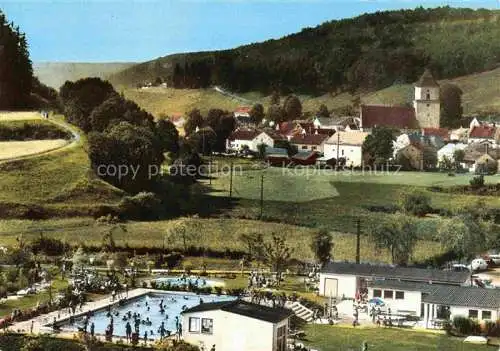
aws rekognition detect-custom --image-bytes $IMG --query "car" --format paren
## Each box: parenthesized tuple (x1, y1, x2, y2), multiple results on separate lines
(486, 254, 500, 265)
(451, 264, 470, 272)
(469, 258, 488, 271)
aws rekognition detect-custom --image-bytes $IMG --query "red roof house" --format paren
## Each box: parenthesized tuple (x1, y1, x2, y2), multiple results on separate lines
(469, 125, 496, 140)
(361, 105, 417, 130)
(422, 128, 450, 142)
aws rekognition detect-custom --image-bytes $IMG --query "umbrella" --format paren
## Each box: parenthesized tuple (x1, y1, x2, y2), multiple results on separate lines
(368, 297, 385, 306)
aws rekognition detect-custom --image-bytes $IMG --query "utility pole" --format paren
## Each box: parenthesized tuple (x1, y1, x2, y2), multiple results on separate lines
(355, 219, 361, 264)
(229, 160, 233, 199)
(336, 131, 340, 162)
(260, 173, 264, 219)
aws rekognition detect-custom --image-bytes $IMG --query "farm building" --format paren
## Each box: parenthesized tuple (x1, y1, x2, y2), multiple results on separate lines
(290, 151, 319, 165)
(367, 280, 500, 328)
(181, 300, 292, 351)
(323, 131, 368, 167)
(289, 133, 329, 153)
(468, 125, 497, 146)
(265, 147, 289, 166)
(318, 262, 470, 299)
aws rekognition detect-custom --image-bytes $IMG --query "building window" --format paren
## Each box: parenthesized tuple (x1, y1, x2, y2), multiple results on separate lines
(189, 317, 200, 333)
(469, 310, 479, 319)
(341, 149, 344, 156)
(277, 325, 287, 351)
(482, 311, 492, 320)
(426, 104, 430, 107)
(426, 91, 430, 100)
(373, 289, 382, 298)
(301, 146, 307, 149)
(312, 146, 317, 150)
(201, 318, 213, 334)
(384, 290, 394, 299)
(395, 291, 404, 300)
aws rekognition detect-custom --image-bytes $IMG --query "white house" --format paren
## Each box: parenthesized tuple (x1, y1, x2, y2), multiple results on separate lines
(437, 143, 468, 163)
(318, 262, 470, 299)
(367, 280, 500, 328)
(468, 125, 497, 147)
(323, 131, 369, 167)
(181, 300, 292, 351)
(226, 129, 260, 152)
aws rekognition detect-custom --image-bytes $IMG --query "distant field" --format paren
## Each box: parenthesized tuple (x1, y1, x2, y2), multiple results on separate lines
(122, 87, 242, 117)
(0, 217, 443, 263)
(0, 139, 68, 160)
(0, 111, 41, 121)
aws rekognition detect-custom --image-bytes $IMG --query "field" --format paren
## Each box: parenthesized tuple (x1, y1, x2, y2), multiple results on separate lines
(122, 67, 500, 116)
(0, 217, 443, 264)
(303, 325, 493, 351)
(122, 87, 241, 117)
(0, 111, 42, 121)
(0, 140, 68, 160)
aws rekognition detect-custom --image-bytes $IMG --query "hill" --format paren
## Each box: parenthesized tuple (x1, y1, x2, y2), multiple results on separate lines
(122, 66, 500, 117)
(110, 7, 500, 96)
(33, 62, 136, 89)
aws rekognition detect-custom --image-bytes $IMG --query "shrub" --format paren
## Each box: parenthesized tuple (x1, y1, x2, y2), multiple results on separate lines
(470, 175, 485, 188)
(452, 316, 481, 335)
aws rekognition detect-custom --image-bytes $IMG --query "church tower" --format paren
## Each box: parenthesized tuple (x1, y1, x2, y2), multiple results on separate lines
(413, 69, 440, 128)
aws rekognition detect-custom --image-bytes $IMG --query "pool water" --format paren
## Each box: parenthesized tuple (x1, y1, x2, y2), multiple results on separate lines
(60, 292, 235, 340)
(155, 276, 219, 288)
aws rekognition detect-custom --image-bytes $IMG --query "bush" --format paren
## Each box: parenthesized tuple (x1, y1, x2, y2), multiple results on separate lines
(452, 316, 481, 335)
(30, 236, 69, 256)
(470, 175, 485, 188)
(117, 192, 163, 220)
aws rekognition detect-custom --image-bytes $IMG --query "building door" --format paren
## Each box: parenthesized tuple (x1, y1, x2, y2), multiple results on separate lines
(324, 278, 338, 297)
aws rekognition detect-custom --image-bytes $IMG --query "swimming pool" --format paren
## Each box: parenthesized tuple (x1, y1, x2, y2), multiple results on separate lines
(154, 276, 221, 288)
(59, 292, 235, 340)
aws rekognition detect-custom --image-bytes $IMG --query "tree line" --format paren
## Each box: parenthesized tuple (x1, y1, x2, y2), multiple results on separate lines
(112, 7, 500, 95)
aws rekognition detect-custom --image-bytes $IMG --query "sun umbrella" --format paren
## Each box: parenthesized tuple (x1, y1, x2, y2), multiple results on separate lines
(368, 297, 384, 306)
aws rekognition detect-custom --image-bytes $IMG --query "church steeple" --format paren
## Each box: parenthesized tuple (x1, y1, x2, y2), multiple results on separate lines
(413, 69, 440, 128)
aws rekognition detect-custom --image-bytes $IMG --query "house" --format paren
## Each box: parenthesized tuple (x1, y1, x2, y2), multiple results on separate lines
(437, 143, 468, 163)
(422, 128, 450, 142)
(463, 142, 500, 172)
(289, 133, 329, 153)
(291, 151, 319, 166)
(226, 129, 260, 152)
(367, 280, 500, 328)
(313, 116, 337, 130)
(313, 116, 360, 131)
(265, 147, 289, 166)
(323, 131, 369, 167)
(181, 300, 293, 351)
(468, 125, 497, 146)
(318, 262, 470, 299)
(450, 127, 469, 142)
(234, 107, 251, 118)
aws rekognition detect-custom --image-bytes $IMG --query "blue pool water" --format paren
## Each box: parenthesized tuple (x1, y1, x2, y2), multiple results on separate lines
(60, 292, 235, 340)
(155, 276, 219, 288)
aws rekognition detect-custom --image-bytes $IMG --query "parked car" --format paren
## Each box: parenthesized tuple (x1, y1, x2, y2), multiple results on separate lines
(451, 264, 470, 272)
(486, 254, 500, 265)
(469, 258, 488, 271)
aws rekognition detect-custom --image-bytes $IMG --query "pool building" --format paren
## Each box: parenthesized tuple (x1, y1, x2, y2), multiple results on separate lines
(181, 300, 293, 351)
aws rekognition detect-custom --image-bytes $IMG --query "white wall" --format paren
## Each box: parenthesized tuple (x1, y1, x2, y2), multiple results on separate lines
(319, 273, 357, 298)
(226, 139, 253, 152)
(252, 132, 274, 152)
(182, 310, 279, 351)
(323, 144, 363, 167)
(450, 306, 499, 322)
(415, 87, 439, 101)
(368, 287, 422, 316)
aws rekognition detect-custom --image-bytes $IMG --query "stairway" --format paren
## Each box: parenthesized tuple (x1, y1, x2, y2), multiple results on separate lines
(289, 301, 314, 322)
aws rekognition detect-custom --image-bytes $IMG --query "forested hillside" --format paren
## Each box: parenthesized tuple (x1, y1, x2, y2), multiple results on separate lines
(110, 7, 500, 95)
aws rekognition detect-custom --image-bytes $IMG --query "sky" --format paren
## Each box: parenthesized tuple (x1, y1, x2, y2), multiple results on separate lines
(2, 0, 499, 63)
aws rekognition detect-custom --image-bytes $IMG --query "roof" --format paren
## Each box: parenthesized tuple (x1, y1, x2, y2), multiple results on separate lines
(422, 128, 449, 141)
(276, 122, 298, 136)
(265, 147, 288, 156)
(321, 262, 470, 285)
(368, 280, 500, 309)
(228, 129, 260, 141)
(463, 142, 500, 162)
(264, 130, 287, 141)
(291, 151, 318, 160)
(416, 69, 439, 88)
(325, 131, 369, 146)
(315, 117, 337, 127)
(235, 107, 251, 113)
(361, 105, 417, 129)
(290, 134, 329, 145)
(182, 300, 293, 323)
(469, 125, 496, 139)
(437, 143, 468, 154)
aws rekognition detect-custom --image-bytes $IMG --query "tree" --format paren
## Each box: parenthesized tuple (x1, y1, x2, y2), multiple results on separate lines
(262, 234, 292, 286)
(267, 104, 285, 123)
(440, 83, 463, 128)
(283, 95, 302, 121)
(270, 91, 280, 106)
(249, 103, 265, 125)
(184, 108, 203, 136)
(422, 146, 438, 170)
(72, 247, 87, 269)
(310, 229, 334, 266)
(399, 189, 431, 217)
(453, 149, 465, 169)
(239, 232, 265, 262)
(317, 104, 330, 118)
(156, 118, 179, 154)
(371, 215, 417, 265)
(362, 127, 395, 165)
(437, 215, 487, 259)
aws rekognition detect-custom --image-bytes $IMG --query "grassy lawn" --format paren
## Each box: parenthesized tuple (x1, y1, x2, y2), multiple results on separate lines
(303, 325, 494, 351)
(0, 115, 123, 209)
(0, 277, 68, 317)
(0, 217, 444, 264)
